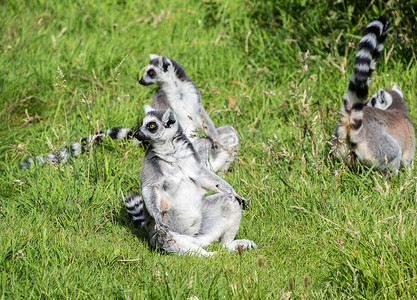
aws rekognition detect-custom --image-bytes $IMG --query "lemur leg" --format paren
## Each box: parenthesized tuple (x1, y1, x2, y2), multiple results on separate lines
(149, 227, 216, 257)
(376, 135, 402, 177)
(194, 137, 211, 167)
(400, 122, 415, 166)
(357, 133, 401, 177)
(211, 126, 239, 172)
(127, 193, 255, 255)
(195, 126, 239, 172)
(126, 193, 215, 256)
(193, 193, 257, 253)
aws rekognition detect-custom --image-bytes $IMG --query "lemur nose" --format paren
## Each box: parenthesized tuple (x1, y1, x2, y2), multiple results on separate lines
(139, 77, 152, 86)
(134, 129, 148, 141)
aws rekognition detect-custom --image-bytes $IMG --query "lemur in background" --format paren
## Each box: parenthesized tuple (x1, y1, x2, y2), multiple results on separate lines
(332, 16, 415, 176)
(21, 55, 238, 173)
(366, 84, 407, 111)
(139, 54, 239, 172)
(125, 106, 256, 256)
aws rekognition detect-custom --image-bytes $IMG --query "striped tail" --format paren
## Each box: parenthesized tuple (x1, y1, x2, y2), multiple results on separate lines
(21, 127, 134, 169)
(344, 16, 390, 111)
(124, 192, 146, 227)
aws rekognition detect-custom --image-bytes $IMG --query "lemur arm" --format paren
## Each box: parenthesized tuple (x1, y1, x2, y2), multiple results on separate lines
(199, 166, 249, 209)
(200, 107, 218, 141)
(141, 184, 166, 225)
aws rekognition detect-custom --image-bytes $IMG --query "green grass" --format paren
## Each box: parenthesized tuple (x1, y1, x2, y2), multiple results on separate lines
(1, 0, 417, 298)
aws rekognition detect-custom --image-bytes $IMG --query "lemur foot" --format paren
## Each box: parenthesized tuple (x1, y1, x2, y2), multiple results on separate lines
(226, 239, 257, 253)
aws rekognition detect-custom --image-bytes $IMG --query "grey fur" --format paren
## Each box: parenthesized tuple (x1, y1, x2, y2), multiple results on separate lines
(139, 54, 239, 172)
(125, 107, 256, 256)
(366, 85, 408, 112)
(332, 17, 415, 176)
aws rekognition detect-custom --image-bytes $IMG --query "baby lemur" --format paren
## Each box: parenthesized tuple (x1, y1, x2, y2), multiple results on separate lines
(332, 16, 415, 176)
(125, 106, 257, 256)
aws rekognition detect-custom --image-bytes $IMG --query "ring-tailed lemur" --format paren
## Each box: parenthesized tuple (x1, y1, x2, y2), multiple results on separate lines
(20, 127, 134, 169)
(332, 16, 415, 176)
(139, 54, 239, 172)
(125, 106, 256, 256)
(21, 56, 238, 172)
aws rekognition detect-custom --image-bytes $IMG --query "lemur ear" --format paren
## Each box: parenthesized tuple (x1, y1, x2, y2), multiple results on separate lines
(161, 56, 172, 73)
(392, 84, 403, 97)
(377, 89, 386, 104)
(149, 54, 159, 60)
(162, 108, 176, 128)
(144, 105, 154, 114)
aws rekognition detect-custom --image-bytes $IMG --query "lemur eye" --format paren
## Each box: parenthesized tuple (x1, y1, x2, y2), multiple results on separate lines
(147, 70, 155, 78)
(147, 122, 158, 133)
(371, 97, 376, 106)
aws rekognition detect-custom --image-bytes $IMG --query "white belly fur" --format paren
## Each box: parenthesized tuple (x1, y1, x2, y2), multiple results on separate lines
(165, 82, 203, 138)
(161, 160, 204, 235)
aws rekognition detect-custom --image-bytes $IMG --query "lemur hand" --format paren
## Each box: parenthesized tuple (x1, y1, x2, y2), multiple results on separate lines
(235, 194, 249, 210)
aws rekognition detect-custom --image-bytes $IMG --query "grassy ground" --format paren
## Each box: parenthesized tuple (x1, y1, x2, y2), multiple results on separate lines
(1, 0, 417, 298)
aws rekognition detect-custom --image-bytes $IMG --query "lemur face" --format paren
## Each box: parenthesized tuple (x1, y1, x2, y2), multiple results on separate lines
(366, 85, 402, 110)
(139, 54, 173, 86)
(367, 89, 392, 109)
(134, 105, 178, 143)
(139, 66, 159, 86)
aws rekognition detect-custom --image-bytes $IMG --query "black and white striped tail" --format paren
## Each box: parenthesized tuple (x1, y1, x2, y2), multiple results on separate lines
(21, 127, 134, 169)
(125, 192, 146, 227)
(344, 16, 390, 110)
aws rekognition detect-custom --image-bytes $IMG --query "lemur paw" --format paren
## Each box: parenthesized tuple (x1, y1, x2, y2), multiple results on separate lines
(235, 195, 249, 210)
(227, 239, 257, 253)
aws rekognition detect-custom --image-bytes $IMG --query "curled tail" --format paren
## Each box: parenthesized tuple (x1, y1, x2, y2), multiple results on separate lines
(124, 192, 146, 227)
(344, 16, 390, 112)
(21, 127, 134, 169)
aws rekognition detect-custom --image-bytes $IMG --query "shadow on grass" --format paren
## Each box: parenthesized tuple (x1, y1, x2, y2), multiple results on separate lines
(116, 203, 165, 255)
